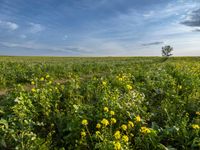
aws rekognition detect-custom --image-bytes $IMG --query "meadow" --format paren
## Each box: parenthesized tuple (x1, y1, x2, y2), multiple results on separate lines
(0, 56, 199, 150)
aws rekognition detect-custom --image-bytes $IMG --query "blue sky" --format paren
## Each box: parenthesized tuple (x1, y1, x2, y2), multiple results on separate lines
(0, 0, 200, 56)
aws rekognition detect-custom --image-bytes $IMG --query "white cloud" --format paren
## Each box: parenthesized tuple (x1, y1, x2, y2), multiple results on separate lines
(20, 34, 27, 39)
(0, 20, 18, 31)
(29, 23, 45, 33)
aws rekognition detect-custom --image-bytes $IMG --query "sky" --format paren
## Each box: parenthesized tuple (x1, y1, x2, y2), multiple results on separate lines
(0, 0, 200, 56)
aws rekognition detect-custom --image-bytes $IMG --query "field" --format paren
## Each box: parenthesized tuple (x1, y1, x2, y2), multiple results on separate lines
(0, 56, 200, 150)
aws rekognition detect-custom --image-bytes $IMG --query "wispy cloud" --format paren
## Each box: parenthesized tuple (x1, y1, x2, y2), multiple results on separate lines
(142, 42, 164, 46)
(0, 20, 18, 31)
(29, 23, 45, 33)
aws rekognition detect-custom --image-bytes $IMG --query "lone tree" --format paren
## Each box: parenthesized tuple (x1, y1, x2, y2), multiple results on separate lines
(162, 45, 173, 57)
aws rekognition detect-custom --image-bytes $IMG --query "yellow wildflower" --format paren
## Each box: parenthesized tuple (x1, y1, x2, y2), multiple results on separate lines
(96, 123, 101, 129)
(135, 115, 141, 122)
(121, 124, 127, 131)
(110, 110, 115, 115)
(128, 121, 134, 128)
(126, 84, 132, 90)
(101, 118, 109, 127)
(82, 119, 88, 126)
(196, 112, 200, 115)
(81, 131, 86, 137)
(40, 77, 44, 81)
(114, 131, 121, 140)
(46, 74, 50, 78)
(122, 135, 129, 143)
(31, 81, 35, 85)
(111, 118, 117, 124)
(140, 127, 151, 134)
(104, 107, 109, 112)
(102, 81, 107, 86)
(31, 88, 36, 92)
(113, 141, 121, 150)
(191, 124, 200, 129)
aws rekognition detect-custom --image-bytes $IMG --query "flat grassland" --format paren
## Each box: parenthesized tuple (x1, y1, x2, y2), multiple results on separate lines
(0, 56, 200, 149)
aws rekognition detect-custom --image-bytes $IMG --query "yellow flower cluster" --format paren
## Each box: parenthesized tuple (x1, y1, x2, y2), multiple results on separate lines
(113, 141, 121, 150)
(104, 107, 109, 112)
(191, 124, 200, 129)
(111, 118, 117, 124)
(135, 115, 141, 122)
(101, 118, 109, 127)
(121, 124, 127, 131)
(122, 135, 129, 143)
(110, 110, 115, 115)
(128, 121, 134, 128)
(140, 127, 151, 134)
(196, 112, 200, 115)
(102, 81, 107, 86)
(126, 84, 133, 90)
(114, 131, 121, 140)
(82, 119, 88, 126)
(96, 123, 101, 129)
(81, 131, 86, 137)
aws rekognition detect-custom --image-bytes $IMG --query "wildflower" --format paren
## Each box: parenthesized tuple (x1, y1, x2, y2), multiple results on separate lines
(96, 131, 101, 136)
(122, 135, 129, 143)
(46, 74, 50, 78)
(110, 110, 115, 115)
(81, 131, 86, 137)
(101, 118, 109, 127)
(114, 131, 121, 140)
(82, 119, 88, 126)
(40, 77, 44, 81)
(111, 118, 117, 124)
(196, 112, 200, 115)
(126, 84, 133, 90)
(135, 115, 141, 122)
(102, 81, 107, 86)
(128, 121, 134, 128)
(121, 124, 127, 131)
(140, 127, 151, 134)
(113, 141, 121, 150)
(31, 88, 36, 92)
(31, 81, 35, 85)
(104, 107, 109, 112)
(191, 124, 200, 129)
(96, 123, 101, 129)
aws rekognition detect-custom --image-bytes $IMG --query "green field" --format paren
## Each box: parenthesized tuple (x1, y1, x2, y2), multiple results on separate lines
(0, 56, 200, 150)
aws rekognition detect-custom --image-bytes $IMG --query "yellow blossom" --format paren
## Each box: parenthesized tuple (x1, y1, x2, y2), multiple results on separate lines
(96, 123, 101, 129)
(31, 81, 35, 85)
(113, 141, 121, 150)
(191, 124, 200, 129)
(104, 107, 109, 112)
(121, 124, 127, 131)
(140, 127, 151, 134)
(128, 121, 134, 128)
(122, 135, 129, 143)
(126, 84, 133, 90)
(102, 81, 107, 86)
(81, 131, 86, 137)
(110, 110, 115, 115)
(82, 119, 88, 126)
(114, 131, 121, 140)
(196, 112, 200, 115)
(111, 118, 117, 124)
(135, 115, 141, 122)
(101, 118, 109, 127)
(46, 74, 50, 78)
(31, 88, 36, 92)
(40, 77, 44, 81)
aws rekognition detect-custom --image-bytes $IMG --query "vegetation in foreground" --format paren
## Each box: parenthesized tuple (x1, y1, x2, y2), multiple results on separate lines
(0, 56, 200, 150)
